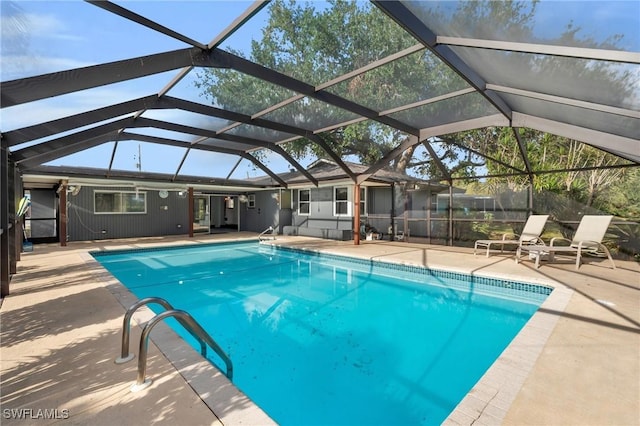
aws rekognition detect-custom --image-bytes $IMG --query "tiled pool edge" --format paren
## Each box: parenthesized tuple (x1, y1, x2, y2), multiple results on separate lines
(91, 239, 553, 298)
(90, 238, 259, 257)
(79, 251, 276, 426)
(267, 241, 573, 425)
(271, 243, 553, 298)
(443, 284, 573, 425)
(84, 239, 571, 426)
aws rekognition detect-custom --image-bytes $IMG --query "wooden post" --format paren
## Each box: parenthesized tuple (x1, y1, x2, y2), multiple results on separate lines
(59, 180, 67, 246)
(9, 160, 17, 273)
(1, 138, 10, 297)
(354, 184, 360, 245)
(15, 168, 22, 263)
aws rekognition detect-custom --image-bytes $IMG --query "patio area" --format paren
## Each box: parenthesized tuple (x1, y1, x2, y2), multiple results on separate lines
(1, 233, 638, 425)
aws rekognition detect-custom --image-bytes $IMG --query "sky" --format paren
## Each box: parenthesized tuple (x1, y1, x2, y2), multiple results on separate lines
(0, 0, 300, 179)
(1, 0, 638, 181)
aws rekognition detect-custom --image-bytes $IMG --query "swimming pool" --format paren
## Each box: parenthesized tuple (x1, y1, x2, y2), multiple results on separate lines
(93, 241, 551, 425)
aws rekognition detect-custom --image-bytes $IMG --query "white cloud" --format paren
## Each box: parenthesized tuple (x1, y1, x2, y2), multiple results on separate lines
(1, 54, 94, 81)
(1, 12, 83, 41)
(1, 10, 89, 80)
(1, 86, 151, 132)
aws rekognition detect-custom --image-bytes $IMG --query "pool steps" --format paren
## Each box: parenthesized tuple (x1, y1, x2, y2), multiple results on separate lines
(115, 297, 233, 392)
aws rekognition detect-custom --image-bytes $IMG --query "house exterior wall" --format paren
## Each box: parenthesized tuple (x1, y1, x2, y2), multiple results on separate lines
(240, 191, 281, 233)
(62, 184, 440, 242)
(292, 187, 353, 230)
(65, 187, 189, 241)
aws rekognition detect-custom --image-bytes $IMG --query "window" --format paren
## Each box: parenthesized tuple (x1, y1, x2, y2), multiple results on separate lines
(94, 191, 146, 214)
(298, 189, 310, 215)
(334, 187, 349, 216)
(359, 187, 368, 216)
(248, 194, 256, 208)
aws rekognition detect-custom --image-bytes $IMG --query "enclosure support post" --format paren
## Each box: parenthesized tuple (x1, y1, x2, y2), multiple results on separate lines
(354, 184, 360, 245)
(528, 181, 534, 217)
(426, 191, 432, 244)
(188, 187, 194, 237)
(59, 180, 67, 246)
(403, 186, 409, 242)
(448, 185, 453, 246)
(8, 160, 17, 274)
(1, 138, 10, 297)
(389, 183, 395, 241)
(14, 168, 22, 263)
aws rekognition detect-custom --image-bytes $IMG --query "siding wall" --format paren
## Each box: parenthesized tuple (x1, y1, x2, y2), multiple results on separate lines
(240, 191, 281, 232)
(63, 185, 412, 241)
(66, 187, 189, 241)
(292, 187, 353, 230)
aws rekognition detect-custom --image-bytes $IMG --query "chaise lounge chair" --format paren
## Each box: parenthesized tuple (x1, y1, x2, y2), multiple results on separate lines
(516, 215, 615, 269)
(474, 214, 549, 258)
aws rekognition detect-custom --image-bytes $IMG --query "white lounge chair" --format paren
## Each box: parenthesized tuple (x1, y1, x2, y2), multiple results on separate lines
(474, 215, 549, 258)
(516, 215, 615, 269)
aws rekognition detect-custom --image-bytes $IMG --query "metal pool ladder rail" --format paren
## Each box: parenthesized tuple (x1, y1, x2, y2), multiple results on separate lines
(259, 226, 275, 241)
(115, 297, 233, 392)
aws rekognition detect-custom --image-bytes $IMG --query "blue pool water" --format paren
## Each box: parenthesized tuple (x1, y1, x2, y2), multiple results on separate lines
(94, 241, 550, 425)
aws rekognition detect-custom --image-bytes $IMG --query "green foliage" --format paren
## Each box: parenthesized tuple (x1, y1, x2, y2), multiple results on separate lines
(196, 0, 424, 163)
(194, 0, 639, 221)
(595, 167, 640, 219)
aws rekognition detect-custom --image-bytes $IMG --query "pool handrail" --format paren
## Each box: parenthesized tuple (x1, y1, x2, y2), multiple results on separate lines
(258, 226, 275, 241)
(115, 297, 172, 363)
(132, 309, 233, 392)
(115, 296, 207, 364)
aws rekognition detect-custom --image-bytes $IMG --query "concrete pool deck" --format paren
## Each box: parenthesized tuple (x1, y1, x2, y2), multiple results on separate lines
(1, 233, 638, 425)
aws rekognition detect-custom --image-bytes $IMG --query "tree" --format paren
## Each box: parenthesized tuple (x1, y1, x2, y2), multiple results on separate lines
(195, 0, 637, 216)
(196, 0, 490, 169)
